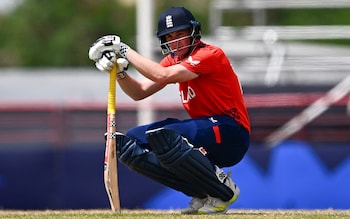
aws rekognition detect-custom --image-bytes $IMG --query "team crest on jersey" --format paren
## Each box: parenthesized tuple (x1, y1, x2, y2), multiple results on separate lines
(186, 56, 200, 66)
(165, 15, 173, 28)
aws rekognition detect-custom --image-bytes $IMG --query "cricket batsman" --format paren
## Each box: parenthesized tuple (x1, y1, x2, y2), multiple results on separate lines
(89, 6, 250, 214)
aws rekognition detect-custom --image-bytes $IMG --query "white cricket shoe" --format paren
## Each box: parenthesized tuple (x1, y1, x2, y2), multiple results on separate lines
(198, 171, 240, 214)
(181, 197, 208, 214)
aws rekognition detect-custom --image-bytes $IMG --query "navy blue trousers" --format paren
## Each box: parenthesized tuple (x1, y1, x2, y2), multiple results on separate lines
(126, 116, 249, 167)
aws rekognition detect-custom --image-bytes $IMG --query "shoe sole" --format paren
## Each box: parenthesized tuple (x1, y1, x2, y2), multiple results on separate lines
(197, 186, 240, 214)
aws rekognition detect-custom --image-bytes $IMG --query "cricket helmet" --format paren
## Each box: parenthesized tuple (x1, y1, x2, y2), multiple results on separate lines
(156, 7, 201, 55)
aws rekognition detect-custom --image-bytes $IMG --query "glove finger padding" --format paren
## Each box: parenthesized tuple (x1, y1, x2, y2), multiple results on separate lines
(116, 58, 129, 72)
(89, 35, 121, 61)
(95, 51, 117, 73)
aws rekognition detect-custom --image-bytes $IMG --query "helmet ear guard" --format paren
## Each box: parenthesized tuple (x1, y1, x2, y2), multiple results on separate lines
(190, 20, 201, 40)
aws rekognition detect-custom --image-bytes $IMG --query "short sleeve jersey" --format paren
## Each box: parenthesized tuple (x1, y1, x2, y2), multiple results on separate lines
(160, 42, 250, 133)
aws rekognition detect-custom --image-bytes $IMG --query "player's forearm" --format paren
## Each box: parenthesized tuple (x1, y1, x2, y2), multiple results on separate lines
(117, 74, 147, 100)
(126, 48, 168, 84)
(117, 73, 165, 101)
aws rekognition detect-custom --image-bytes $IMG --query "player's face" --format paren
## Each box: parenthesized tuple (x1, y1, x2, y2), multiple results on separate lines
(165, 29, 192, 57)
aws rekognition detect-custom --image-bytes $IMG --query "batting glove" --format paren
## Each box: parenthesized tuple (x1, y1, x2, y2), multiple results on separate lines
(116, 57, 129, 72)
(115, 57, 129, 80)
(88, 35, 130, 61)
(95, 52, 129, 79)
(95, 51, 117, 73)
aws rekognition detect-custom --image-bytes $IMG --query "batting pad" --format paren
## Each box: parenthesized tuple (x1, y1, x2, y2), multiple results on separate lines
(146, 128, 234, 201)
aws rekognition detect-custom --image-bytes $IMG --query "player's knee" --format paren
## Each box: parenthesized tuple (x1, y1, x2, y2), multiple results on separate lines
(117, 134, 148, 167)
(146, 128, 192, 167)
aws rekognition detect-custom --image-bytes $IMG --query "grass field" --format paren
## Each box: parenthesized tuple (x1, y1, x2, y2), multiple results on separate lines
(1, 209, 350, 219)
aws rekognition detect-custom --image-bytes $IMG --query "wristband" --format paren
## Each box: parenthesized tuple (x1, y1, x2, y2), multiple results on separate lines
(117, 71, 127, 80)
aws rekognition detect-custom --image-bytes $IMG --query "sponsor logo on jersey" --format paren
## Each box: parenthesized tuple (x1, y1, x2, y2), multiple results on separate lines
(186, 56, 200, 66)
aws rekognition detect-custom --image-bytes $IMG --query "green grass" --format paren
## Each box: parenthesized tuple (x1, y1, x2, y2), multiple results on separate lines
(1, 209, 350, 219)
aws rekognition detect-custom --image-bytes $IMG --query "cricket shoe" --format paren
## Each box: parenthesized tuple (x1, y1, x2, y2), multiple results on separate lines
(181, 197, 208, 214)
(197, 171, 240, 214)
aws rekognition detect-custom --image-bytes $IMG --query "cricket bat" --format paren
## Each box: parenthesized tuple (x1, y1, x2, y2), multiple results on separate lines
(104, 64, 121, 212)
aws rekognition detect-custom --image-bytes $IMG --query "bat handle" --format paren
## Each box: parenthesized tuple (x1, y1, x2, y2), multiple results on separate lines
(108, 65, 117, 114)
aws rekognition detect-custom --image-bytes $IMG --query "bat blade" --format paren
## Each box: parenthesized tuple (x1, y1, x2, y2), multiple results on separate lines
(104, 65, 120, 212)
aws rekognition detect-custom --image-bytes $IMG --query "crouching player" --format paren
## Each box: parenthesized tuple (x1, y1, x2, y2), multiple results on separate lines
(88, 6, 250, 214)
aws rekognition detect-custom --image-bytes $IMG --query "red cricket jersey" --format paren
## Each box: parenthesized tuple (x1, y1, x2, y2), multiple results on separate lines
(160, 42, 250, 133)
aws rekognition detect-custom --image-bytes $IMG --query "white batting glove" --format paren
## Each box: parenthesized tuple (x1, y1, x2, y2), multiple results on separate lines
(95, 51, 117, 73)
(88, 35, 130, 61)
(116, 57, 129, 72)
(89, 35, 120, 61)
(95, 52, 129, 80)
(115, 58, 129, 80)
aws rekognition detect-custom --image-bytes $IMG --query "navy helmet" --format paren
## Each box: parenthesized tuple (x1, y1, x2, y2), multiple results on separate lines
(156, 7, 201, 55)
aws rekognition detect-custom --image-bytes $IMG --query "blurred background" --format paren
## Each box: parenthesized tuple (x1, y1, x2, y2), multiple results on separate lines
(0, 0, 350, 210)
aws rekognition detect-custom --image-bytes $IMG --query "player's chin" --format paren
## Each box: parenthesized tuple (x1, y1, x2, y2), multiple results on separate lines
(175, 49, 189, 59)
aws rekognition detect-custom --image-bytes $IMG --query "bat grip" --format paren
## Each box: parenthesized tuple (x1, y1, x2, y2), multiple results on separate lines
(107, 65, 117, 114)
